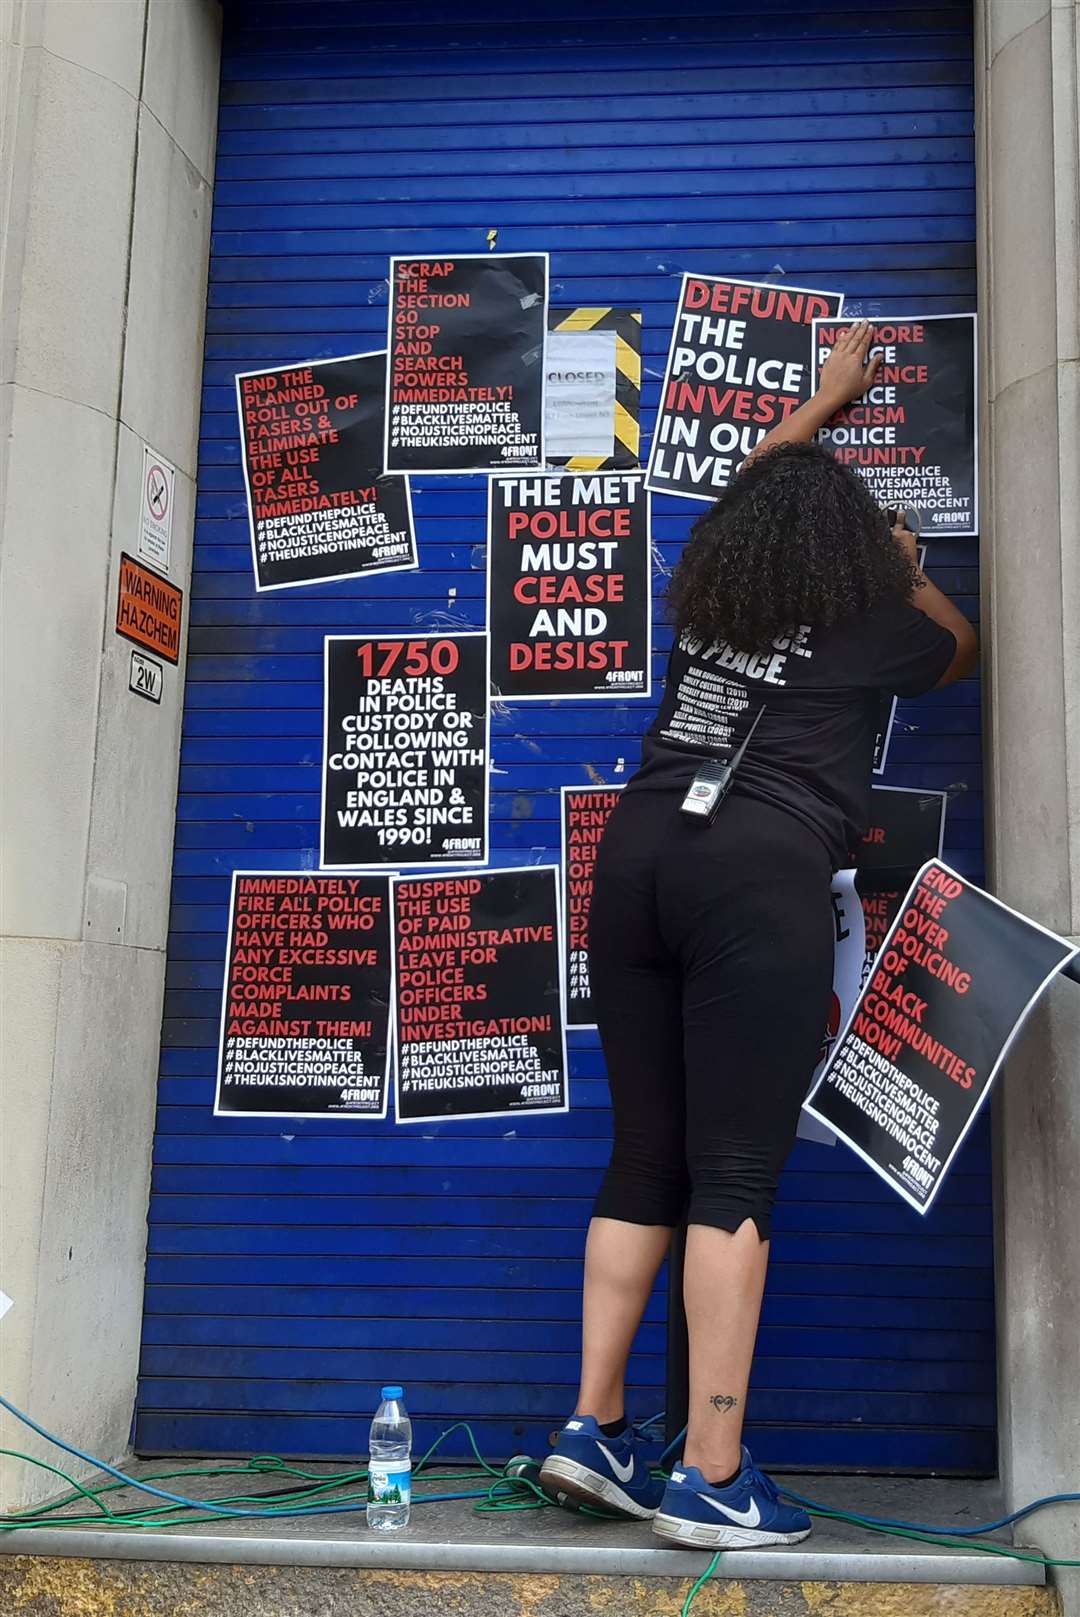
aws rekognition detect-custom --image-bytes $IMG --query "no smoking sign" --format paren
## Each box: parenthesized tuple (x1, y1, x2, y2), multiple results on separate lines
(138, 442, 176, 571)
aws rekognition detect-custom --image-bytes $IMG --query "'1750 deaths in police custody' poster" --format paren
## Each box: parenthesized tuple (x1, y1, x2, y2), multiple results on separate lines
(321, 632, 489, 870)
(384, 254, 548, 474)
(646, 275, 844, 502)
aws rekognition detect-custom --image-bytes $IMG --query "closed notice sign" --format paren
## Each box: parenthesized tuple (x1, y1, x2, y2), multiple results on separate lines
(138, 1, 990, 1475)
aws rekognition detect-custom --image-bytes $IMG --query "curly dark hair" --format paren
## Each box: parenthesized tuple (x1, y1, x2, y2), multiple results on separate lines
(666, 441, 918, 654)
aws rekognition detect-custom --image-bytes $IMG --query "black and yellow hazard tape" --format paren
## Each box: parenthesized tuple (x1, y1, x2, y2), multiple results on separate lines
(547, 307, 642, 471)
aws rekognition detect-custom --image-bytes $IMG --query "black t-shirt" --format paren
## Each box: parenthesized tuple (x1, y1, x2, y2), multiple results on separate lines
(627, 603, 957, 867)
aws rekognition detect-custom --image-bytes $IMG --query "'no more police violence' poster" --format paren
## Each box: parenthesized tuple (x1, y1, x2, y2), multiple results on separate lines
(647, 275, 843, 501)
(322, 632, 489, 869)
(805, 862, 1077, 1212)
(812, 315, 977, 537)
(215, 872, 393, 1119)
(236, 352, 416, 590)
(392, 868, 568, 1124)
(488, 472, 651, 700)
(385, 254, 548, 473)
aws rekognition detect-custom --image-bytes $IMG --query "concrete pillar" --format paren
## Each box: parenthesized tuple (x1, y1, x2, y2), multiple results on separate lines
(0, 0, 221, 1508)
(977, 0, 1080, 1607)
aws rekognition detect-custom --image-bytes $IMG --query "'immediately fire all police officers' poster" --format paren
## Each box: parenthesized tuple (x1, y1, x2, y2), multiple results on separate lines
(804, 862, 1078, 1213)
(646, 276, 844, 501)
(812, 315, 978, 536)
(392, 867, 569, 1123)
(214, 871, 393, 1118)
(321, 632, 489, 869)
(487, 473, 651, 700)
(236, 352, 417, 590)
(560, 785, 624, 1027)
(385, 254, 548, 473)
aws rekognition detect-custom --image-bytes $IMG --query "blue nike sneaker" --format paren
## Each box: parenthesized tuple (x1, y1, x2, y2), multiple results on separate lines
(539, 1416, 664, 1519)
(653, 1450, 811, 1548)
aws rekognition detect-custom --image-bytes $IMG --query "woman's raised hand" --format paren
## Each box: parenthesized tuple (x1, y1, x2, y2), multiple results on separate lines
(818, 319, 882, 408)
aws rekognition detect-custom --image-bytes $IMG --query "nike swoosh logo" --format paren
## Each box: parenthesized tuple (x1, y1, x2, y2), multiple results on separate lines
(700, 1495, 761, 1528)
(596, 1443, 636, 1484)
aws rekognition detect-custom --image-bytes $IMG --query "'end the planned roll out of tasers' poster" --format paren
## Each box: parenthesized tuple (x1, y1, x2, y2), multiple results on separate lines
(804, 862, 1078, 1213)
(214, 871, 393, 1119)
(488, 472, 652, 700)
(235, 352, 416, 590)
(560, 785, 624, 1028)
(392, 867, 568, 1124)
(385, 254, 548, 473)
(321, 632, 489, 869)
(812, 315, 977, 537)
(646, 275, 843, 502)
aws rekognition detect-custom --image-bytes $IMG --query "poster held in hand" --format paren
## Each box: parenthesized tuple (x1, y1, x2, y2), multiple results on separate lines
(215, 871, 393, 1119)
(804, 862, 1078, 1212)
(812, 315, 977, 537)
(646, 275, 843, 502)
(560, 785, 624, 1028)
(488, 472, 651, 701)
(392, 866, 568, 1123)
(385, 253, 548, 473)
(236, 352, 416, 591)
(321, 632, 489, 870)
(545, 306, 642, 470)
(797, 868, 868, 1147)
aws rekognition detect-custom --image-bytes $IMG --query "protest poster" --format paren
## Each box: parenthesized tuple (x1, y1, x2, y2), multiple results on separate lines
(646, 276, 844, 502)
(545, 307, 642, 470)
(487, 472, 651, 700)
(214, 871, 393, 1119)
(857, 785, 948, 965)
(560, 785, 624, 1028)
(236, 352, 416, 590)
(812, 315, 977, 537)
(804, 862, 1078, 1212)
(321, 632, 489, 869)
(385, 253, 548, 473)
(393, 867, 568, 1123)
(797, 868, 869, 1146)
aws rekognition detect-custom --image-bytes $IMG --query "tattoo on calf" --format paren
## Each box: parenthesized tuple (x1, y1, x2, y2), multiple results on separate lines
(709, 1395, 739, 1414)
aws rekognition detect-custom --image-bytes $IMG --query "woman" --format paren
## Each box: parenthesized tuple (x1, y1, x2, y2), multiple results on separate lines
(540, 322, 977, 1548)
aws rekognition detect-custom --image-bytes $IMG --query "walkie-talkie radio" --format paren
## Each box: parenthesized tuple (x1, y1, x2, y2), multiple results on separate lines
(680, 705, 766, 824)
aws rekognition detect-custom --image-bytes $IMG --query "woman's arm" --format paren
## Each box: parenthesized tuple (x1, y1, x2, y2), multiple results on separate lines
(891, 514, 979, 688)
(744, 319, 881, 463)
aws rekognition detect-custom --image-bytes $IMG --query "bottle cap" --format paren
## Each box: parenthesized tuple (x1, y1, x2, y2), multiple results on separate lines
(381, 1384, 404, 1400)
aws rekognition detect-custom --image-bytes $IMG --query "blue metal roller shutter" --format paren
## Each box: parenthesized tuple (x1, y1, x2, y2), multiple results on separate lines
(137, 0, 992, 1472)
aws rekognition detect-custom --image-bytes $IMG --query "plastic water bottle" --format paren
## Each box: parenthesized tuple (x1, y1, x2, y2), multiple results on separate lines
(366, 1384, 412, 1530)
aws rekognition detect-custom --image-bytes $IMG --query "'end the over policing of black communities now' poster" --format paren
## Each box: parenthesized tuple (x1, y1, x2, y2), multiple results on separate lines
(805, 862, 1077, 1213)
(385, 254, 548, 474)
(487, 473, 651, 699)
(812, 315, 977, 537)
(393, 868, 568, 1124)
(322, 633, 489, 869)
(215, 872, 393, 1118)
(236, 352, 417, 590)
(647, 276, 844, 501)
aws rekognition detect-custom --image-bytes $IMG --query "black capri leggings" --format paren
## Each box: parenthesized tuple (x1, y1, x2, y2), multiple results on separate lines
(589, 789, 835, 1240)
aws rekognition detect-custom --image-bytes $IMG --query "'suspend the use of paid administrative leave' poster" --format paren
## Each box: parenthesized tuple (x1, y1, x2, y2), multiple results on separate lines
(321, 632, 489, 870)
(236, 352, 416, 590)
(384, 254, 548, 474)
(392, 867, 568, 1124)
(214, 871, 393, 1119)
(646, 275, 843, 501)
(487, 471, 651, 701)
